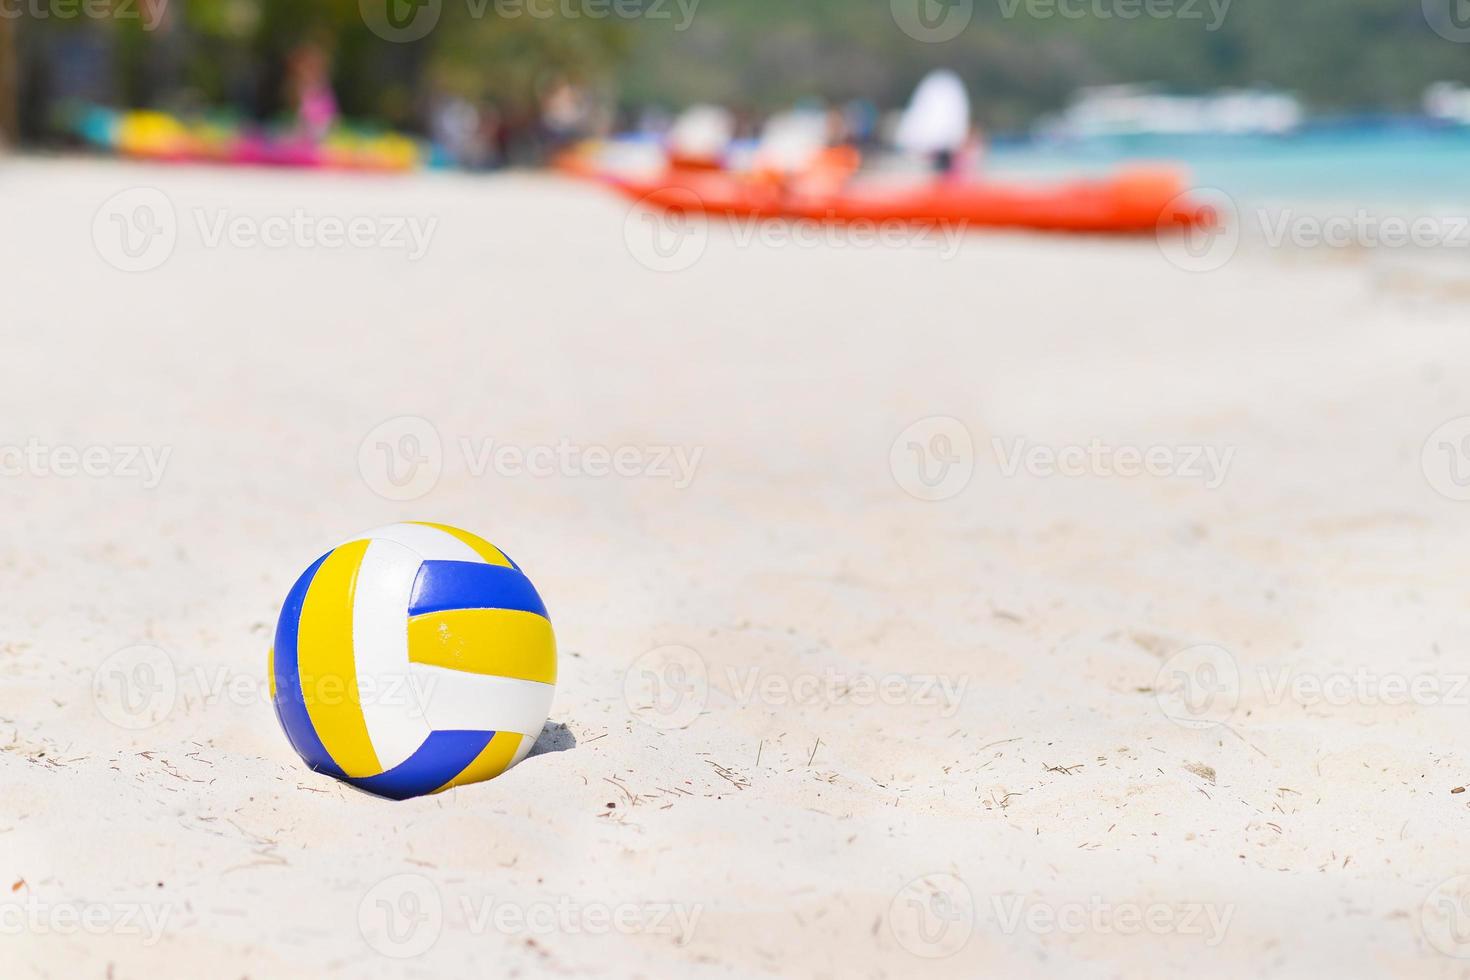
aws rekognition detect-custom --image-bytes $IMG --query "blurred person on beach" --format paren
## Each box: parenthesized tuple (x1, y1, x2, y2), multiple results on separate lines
(477, 100, 506, 169)
(895, 68, 984, 182)
(287, 39, 338, 142)
(806, 105, 862, 192)
(665, 103, 735, 170)
(540, 77, 593, 157)
(745, 105, 861, 195)
(430, 93, 503, 170)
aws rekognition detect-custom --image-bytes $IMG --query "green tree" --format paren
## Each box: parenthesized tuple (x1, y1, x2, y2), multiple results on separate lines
(622, 0, 1470, 122)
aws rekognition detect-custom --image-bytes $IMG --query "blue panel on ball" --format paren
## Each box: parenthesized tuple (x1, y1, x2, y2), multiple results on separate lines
(346, 730, 496, 801)
(408, 560, 549, 620)
(272, 551, 347, 781)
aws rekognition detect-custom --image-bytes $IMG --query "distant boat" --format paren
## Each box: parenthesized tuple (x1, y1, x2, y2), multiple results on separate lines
(1425, 82, 1470, 125)
(1039, 85, 1303, 141)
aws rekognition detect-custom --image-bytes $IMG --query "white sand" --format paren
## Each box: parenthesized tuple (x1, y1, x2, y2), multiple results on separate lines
(4, 157, 1470, 978)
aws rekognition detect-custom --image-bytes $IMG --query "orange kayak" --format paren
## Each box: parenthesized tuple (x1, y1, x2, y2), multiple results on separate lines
(573, 161, 1211, 234)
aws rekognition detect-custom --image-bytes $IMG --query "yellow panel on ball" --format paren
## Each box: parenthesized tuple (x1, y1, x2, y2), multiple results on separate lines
(270, 523, 556, 800)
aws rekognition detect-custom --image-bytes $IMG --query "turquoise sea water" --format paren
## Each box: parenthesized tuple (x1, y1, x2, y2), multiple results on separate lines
(985, 126, 1470, 205)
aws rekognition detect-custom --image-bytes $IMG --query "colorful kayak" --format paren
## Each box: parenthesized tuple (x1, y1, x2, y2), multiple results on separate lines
(77, 108, 423, 173)
(569, 157, 1211, 234)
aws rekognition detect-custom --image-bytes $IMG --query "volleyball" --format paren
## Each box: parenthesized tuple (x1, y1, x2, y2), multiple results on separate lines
(270, 522, 556, 800)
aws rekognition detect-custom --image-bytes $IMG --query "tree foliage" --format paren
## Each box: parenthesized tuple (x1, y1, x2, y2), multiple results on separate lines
(10, 0, 1470, 138)
(622, 0, 1470, 126)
